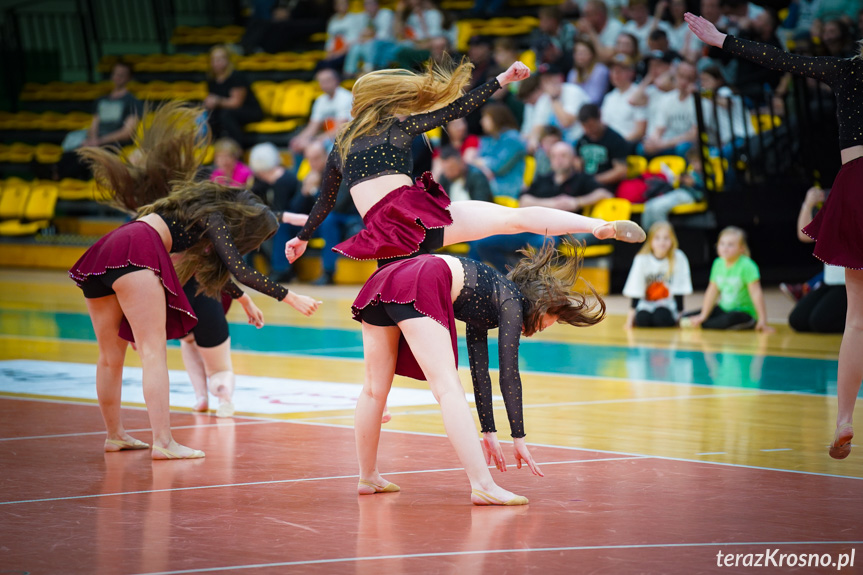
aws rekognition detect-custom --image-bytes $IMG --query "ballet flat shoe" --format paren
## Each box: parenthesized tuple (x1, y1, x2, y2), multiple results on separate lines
(104, 438, 150, 452)
(357, 479, 400, 494)
(829, 423, 854, 460)
(151, 445, 206, 460)
(471, 488, 529, 506)
(610, 220, 646, 243)
(216, 401, 235, 418)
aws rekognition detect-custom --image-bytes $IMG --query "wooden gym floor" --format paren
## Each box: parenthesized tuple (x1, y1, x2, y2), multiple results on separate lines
(0, 268, 861, 574)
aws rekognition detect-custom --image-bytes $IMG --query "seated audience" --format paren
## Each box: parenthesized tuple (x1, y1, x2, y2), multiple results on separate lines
(205, 45, 264, 144)
(290, 68, 353, 154)
(436, 146, 493, 203)
(210, 138, 254, 188)
(574, 103, 630, 192)
(469, 103, 527, 200)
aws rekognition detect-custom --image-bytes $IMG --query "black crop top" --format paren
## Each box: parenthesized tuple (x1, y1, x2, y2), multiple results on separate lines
(296, 78, 502, 241)
(723, 35, 863, 149)
(452, 257, 530, 439)
(156, 211, 288, 301)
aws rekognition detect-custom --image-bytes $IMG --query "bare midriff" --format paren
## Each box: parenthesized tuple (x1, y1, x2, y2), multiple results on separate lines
(137, 213, 172, 252)
(349, 174, 415, 218)
(840, 145, 863, 165)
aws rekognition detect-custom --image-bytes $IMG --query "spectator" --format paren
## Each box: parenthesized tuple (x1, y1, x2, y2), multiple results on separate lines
(436, 145, 493, 203)
(248, 143, 307, 283)
(623, 221, 693, 328)
(699, 65, 753, 162)
(470, 141, 612, 271)
(640, 146, 705, 231)
(686, 226, 773, 332)
(534, 63, 592, 144)
(662, 0, 701, 61)
(612, 31, 642, 64)
(205, 45, 264, 145)
(567, 39, 611, 105)
(577, 0, 625, 61)
(319, 0, 367, 71)
(57, 61, 142, 180)
(394, 0, 445, 46)
(289, 68, 353, 154)
(464, 35, 496, 133)
(470, 103, 527, 199)
(534, 125, 564, 178)
(632, 50, 677, 136)
(574, 103, 630, 192)
(622, 0, 670, 53)
(210, 138, 254, 188)
(432, 119, 479, 178)
(518, 74, 547, 152)
(729, 9, 786, 103)
(531, 5, 578, 71)
(640, 59, 698, 158)
(600, 54, 647, 143)
(342, 0, 397, 76)
(489, 37, 527, 125)
(788, 187, 847, 334)
(816, 18, 857, 57)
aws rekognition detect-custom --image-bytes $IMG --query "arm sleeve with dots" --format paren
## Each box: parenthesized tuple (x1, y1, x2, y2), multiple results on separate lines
(722, 36, 844, 86)
(496, 297, 526, 438)
(203, 213, 289, 301)
(399, 78, 502, 136)
(296, 148, 343, 241)
(224, 280, 244, 300)
(466, 322, 497, 434)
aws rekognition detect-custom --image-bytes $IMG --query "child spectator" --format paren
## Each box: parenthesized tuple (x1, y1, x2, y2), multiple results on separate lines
(687, 226, 773, 332)
(623, 221, 692, 328)
(210, 138, 254, 188)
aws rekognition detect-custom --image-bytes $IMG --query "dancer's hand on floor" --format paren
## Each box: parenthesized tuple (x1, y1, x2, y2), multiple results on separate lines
(482, 432, 507, 472)
(284, 292, 322, 316)
(513, 437, 544, 476)
(239, 294, 265, 328)
(285, 237, 308, 263)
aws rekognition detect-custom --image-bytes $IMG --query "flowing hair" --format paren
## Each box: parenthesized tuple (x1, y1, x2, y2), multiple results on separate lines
(638, 221, 678, 276)
(507, 236, 606, 336)
(78, 101, 210, 214)
(138, 183, 278, 298)
(335, 54, 474, 166)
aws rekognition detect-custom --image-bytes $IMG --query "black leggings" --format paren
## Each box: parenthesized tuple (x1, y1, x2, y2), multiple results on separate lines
(789, 284, 847, 334)
(359, 302, 424, 326)
(634, 307, 677, 327)
(80, 265, 145, 299)
(701, 306, 755, 330)
(183, 278, 230, 348)
(377, 227, 445, 268)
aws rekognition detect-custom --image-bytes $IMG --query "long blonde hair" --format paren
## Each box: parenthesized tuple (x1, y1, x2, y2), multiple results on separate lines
(638, 221, 679, 277)
(335, 55, 474, 165)
(508, 236, 606, 336)
(717, 225, 751, 257)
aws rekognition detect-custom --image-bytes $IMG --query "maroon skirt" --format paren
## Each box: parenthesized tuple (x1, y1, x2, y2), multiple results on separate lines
(803, 157, 863, 269)
(352, 255, 457, 381)
(334, 172, 452, 261)
(69, 221, 198, 342)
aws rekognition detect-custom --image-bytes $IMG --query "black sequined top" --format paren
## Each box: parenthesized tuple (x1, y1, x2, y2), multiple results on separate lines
(156, 211, 288, 301)
(453, 257, 529, 438)
(723, 35, 863, 149)
(296, 78, 502, 241)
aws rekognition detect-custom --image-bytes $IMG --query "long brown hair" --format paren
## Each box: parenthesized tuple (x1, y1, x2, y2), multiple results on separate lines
(139, 183, 278, 298)
(78, 101, 209, 214)
(508, 236, 606, 336)
(335, 54, 473, 165)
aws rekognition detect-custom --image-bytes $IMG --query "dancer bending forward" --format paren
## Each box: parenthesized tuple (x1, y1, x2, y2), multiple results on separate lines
(285, 57, 645, 267)
(686, 12, 863, 459)
(352, 237, 605, 505)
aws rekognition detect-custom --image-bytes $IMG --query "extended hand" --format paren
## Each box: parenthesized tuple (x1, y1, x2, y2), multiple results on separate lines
(513, 437, 544, 476)
(684, 13, 727, 48)
(241, 296, 265, 328)
(285, 291, 321, 316)
(497, 61, 531, 86)
(285, 237, 308, 263)
(481, 432, 507, 472)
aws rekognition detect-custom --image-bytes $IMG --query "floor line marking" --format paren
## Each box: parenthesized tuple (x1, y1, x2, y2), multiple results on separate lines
(0, 419, 280, 442)
(130, 540, 863, 575)
(0, 456, 645, 506)
(760, 448, 793, 452)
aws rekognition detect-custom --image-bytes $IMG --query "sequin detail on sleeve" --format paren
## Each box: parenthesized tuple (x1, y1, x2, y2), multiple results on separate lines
(224, 280, 244, 300)
(453, 257, 526, 438)
(723, 35, 863, 148)
(399, 78, 502, 136)
(203, 213, 289, 301)
(297, 147, 343, 241)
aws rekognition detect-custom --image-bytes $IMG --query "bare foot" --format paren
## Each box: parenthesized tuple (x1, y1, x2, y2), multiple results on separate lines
(151, 441, 205, 460)
(216, 401, 235, 418)
(470, 484, 528, 506)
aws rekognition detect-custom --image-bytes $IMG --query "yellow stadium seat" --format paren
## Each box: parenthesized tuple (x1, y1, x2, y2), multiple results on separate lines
(251, 81, 279, 116)
(8, 143, 35, 163)
(0, 144, 10, 162)
(647, 155, 687, 178)
(0, 182, 31, 221)
(57, 178, 97, 201)
(35, 143, 63, 164)
(275, 83, 316, 117)
(0, 182, 60, 235)
(626, 155, 647, 178)
(523, 154, 536, 187)
(493, 196, 519, 208)
(297, 159, 311, 181)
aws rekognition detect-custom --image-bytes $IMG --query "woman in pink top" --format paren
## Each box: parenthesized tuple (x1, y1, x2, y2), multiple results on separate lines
(210, 138, 254, 188)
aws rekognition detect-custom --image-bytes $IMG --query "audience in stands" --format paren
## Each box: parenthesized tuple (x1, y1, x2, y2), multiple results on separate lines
(56, 61, 142, 180)
(600, 54, 646, 144)
(394, 0, 445, 46)
(662, 0, 701, 61)
(532, 125, 564, 178)
(574, 103, 630, 192)
(639, 60, 698, 158)
(318, 0, 367, 72)
(622, 0, 670, 53)
(342, 0, 397, 76)
(788, 187, 847, 334)
(210, 138, 254, 188)
(567, 39, 611, 105)
(205, 45, 263, 145)
(470, 141, 611, 271)
(623, 221, 693, 328)
(488, 38, 527, 126)
(640, 147, 705, 231)
(698, 65, 753, 162)
(469, 103, 527, 199)
(539, 63, 592, 143)
(531, 6, 578, 71)
(289, 68, 353, 154)
(436, 145, 494, 203)
(577, 0, 625, 61)
(314, 180, 362, 285)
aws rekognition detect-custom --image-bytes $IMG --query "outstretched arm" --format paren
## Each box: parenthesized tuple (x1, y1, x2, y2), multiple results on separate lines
(295, 148, 343, 243)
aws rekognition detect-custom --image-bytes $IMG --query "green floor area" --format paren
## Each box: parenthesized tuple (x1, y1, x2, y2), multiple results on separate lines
(1, 308, 843, 396)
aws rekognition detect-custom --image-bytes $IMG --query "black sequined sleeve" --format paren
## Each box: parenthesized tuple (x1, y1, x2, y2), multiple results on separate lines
(466, 323, 497, 434)
(722, 36, 844, 85)
(399, 78, 502, 136)
(496, 297, 526, 438)
(204, 213, 289, 301)
(224, 280, 244, 299)
(296, 148, 343, 241)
